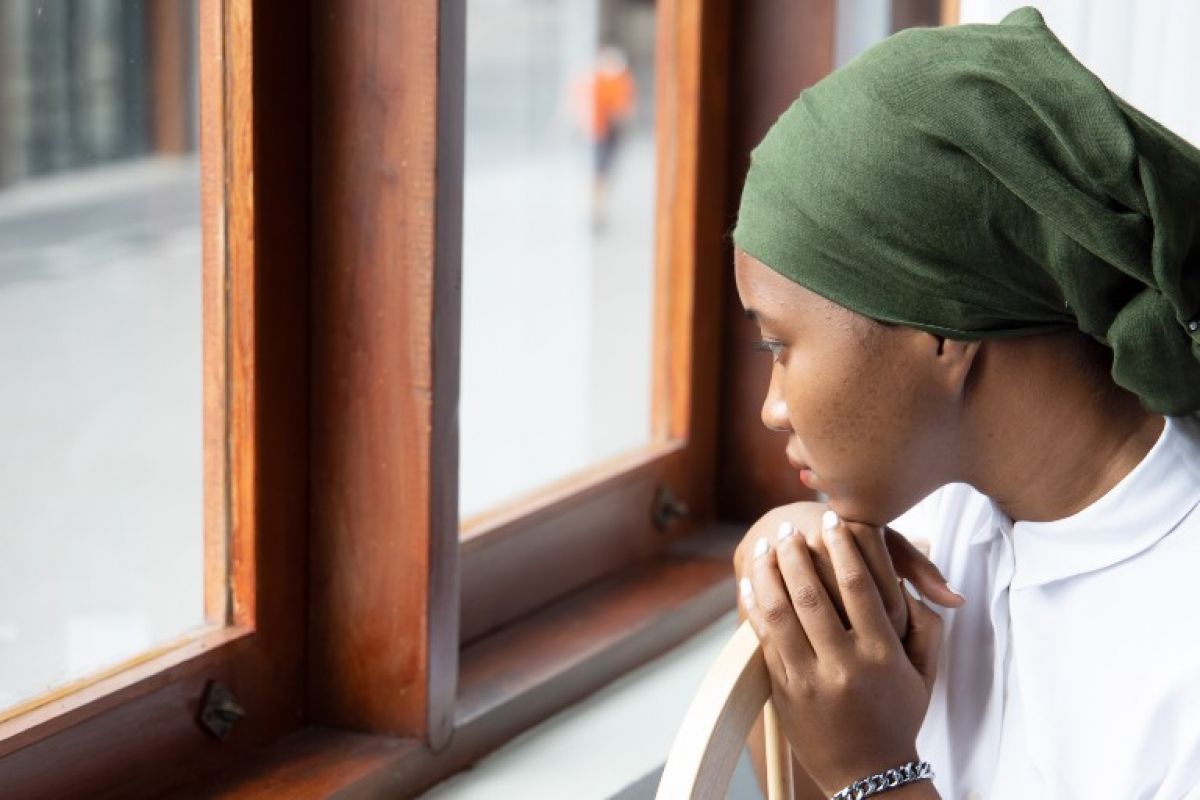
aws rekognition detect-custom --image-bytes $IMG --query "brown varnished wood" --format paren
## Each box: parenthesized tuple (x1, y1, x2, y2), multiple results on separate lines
(190, 525, 741, 798)
(226, 0, 258, 632)
(460, 0, 733, 646)
(0, 0, 311, 795)
(716, 0, 835, 523)
(308, 0, 462, 743)
(461, 443, 677, 644)
(202, 0, 230, 626)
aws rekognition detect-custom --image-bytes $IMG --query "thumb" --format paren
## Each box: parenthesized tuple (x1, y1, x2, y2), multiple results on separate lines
(902, 586, 944, 694)
(886, 528, 965, 609)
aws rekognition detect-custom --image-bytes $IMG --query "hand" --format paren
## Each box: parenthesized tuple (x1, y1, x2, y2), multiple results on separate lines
(733, 502, 963, 639)
(738, 510, 944, 797)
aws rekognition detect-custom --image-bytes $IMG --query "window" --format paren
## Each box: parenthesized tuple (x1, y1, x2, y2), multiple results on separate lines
(460, 0, 659, 522)
(0, 0, 753, 794)
(0, 0, 205, 716)
(0, 1, 310, 795)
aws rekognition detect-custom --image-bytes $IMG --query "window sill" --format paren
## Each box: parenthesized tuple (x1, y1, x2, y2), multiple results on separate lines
(424, 610, 742, 798)
(189, 523, 742, 797)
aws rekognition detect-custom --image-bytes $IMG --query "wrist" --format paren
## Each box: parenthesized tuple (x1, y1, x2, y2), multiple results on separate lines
(811, 748, 921, 797)
(824, 757, 933, 800)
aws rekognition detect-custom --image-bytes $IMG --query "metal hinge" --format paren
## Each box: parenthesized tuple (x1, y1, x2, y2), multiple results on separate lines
(198, 680, 245, 741)
(653, 485, 689, 531)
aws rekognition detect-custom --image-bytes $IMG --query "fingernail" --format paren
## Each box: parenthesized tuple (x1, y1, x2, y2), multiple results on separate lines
(946, 582, 964, 599)
(821, 509, 839, 531)
(903, 579, 922, 601)
(739, 577, 753, 598)
(776, 520, 795, 541)
(753, 537, 770, 558)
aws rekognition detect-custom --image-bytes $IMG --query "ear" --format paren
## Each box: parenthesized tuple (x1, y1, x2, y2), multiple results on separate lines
(933, 336, 982, 395)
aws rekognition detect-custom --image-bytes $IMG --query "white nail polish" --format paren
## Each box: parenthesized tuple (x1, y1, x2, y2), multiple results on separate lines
(739, 577, 753, 598)
(822, 509, 839, 531)
(753, 537, 770, 558)
(776, 520, 795, 541)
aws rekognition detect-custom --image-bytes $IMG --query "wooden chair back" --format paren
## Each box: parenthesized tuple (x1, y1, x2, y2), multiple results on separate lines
(656, 620, 794, 800)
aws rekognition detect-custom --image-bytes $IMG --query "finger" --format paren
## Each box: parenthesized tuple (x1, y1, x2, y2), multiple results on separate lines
(739, 575, 792, 682)
(774, 526, 849, 657)
(885, 527, 966, 608)
(799, 521, 849, 628)
(749, 536, 816, 669)
(901, 585, 944, 694)
(822, 512, 896, 643)
(842, 518, 907, 638)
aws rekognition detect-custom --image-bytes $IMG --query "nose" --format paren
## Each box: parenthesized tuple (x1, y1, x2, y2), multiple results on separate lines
(760, 364, 791, 433)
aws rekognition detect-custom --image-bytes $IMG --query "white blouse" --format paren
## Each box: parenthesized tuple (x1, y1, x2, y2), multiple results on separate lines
(891, 414, 1200, 799)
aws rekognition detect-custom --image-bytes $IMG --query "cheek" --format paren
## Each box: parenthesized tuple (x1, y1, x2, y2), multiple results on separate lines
(783, 345, 920, 478)
(781, 351, 878, 456)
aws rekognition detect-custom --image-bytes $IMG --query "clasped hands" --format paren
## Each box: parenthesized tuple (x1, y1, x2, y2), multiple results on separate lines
(733, 502, 963, 797)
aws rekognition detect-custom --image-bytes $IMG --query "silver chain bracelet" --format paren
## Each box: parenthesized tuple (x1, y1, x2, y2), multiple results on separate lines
(830, 759, 934, 800)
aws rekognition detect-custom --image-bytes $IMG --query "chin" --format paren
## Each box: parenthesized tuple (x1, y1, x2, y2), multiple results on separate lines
(825, 492, 892, 527)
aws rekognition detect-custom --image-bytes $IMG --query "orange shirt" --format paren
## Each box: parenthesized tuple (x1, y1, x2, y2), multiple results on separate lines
(573, 68, 636, 140)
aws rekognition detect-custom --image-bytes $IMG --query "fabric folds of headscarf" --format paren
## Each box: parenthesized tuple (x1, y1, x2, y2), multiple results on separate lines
(733, 6, 1200, 415)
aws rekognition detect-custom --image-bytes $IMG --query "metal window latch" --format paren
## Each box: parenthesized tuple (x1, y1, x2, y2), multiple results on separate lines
(653, 485, 689, 531)
(198, 680, 245, 741)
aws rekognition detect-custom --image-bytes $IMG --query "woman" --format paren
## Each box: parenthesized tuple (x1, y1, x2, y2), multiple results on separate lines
(730, 7, 1200, 799)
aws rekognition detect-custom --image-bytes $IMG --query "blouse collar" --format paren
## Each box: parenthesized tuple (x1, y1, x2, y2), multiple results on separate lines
(971, 415, 1200, 590)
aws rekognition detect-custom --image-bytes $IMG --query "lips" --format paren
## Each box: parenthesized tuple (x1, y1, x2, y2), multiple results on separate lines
(786, 448, 818, 488)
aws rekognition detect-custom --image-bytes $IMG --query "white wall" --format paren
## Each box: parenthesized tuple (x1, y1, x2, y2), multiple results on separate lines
(959, 1, 1200, 147)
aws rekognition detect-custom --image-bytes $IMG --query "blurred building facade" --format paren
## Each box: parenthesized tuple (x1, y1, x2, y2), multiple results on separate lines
(0, 0, 197, 189)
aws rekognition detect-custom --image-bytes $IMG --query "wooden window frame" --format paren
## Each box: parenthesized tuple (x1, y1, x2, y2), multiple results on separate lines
(0, 1, 311, 796)
(300, 0, 739, 781)
(0, 0, 780, 794)
(456, 0, 733, 645)
(2, 0, 957, 795)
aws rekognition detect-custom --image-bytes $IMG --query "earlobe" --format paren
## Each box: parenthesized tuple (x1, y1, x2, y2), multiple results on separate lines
(941, 338, 982, 393)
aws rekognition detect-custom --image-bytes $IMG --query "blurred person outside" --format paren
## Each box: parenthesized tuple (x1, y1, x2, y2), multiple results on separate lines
(569, 44, 637, 233)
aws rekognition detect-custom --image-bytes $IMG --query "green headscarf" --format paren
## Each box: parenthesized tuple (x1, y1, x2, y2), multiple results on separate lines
(733, 6, 1200, 415)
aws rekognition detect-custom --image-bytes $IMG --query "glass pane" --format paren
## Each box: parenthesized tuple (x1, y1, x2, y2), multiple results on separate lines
(460, 0, 658, 520)
(0, 1, 205, 712)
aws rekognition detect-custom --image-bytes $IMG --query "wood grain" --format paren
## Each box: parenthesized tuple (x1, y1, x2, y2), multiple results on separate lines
(716, 0, 835, 522)
(191, 525, 741, 797)
(308, 0, 462, 744)
(0, 0, 312, 794)
(763, 700, 795, 800)
(201, 0, 230, 629)
(655, 621, 771, 799)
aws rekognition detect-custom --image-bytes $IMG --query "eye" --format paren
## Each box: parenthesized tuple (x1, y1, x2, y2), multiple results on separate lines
(752, 338, 786, 364)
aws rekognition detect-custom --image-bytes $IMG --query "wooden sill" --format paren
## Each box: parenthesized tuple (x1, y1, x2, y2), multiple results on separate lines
(188, 523, 743, 798)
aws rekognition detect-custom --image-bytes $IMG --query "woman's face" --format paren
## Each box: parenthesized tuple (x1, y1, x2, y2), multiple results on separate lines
(733, 248, 965, 524)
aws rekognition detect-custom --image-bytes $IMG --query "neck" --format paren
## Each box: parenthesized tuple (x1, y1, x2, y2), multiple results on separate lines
(959, 339, 1165, 524)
